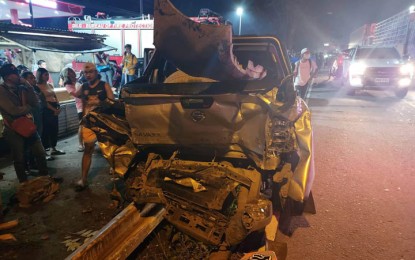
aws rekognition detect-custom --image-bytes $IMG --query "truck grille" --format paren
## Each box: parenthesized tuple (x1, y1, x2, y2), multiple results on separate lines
(365, 67, 399, 78)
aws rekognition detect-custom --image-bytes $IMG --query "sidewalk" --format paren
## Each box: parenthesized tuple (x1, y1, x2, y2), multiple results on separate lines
(0, 135, 118, 259)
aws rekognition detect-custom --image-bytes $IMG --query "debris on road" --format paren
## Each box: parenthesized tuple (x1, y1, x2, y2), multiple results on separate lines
(0, 219, 18, 242)
(62, 229, 97, 252)
(0, 219, 18, 231)
(15, 176, 60, 208)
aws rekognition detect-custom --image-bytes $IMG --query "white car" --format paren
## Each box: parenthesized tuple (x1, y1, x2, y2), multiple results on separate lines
(342, 46, 413, 98)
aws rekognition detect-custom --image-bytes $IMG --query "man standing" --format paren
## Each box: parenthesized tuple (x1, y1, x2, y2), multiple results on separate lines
(75, 63, 114, 191)
(37, 60, 47, 69)
(121, 44, 138, 86)
(293, 48, 318, 100)
(0, 64, 48, 183)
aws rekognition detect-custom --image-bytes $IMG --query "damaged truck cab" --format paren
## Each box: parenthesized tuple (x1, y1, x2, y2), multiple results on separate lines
(87, 0, 315, 256)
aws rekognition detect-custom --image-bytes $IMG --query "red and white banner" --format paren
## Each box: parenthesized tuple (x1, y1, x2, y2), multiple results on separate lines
(69, 21, 153, 30)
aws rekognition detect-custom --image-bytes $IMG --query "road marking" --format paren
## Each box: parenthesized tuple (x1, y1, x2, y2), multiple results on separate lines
(306, 80, 314, 103)
(404, 99, 415, 109)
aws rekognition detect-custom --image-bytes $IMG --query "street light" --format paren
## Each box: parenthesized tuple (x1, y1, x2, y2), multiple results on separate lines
(236, 7, 243, 35)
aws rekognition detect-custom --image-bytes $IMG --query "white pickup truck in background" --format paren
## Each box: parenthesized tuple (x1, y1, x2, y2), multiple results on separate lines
(342, 46, 413, 98)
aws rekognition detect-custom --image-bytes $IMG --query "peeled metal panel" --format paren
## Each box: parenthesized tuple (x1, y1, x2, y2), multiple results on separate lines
(154, 0, 266, 81)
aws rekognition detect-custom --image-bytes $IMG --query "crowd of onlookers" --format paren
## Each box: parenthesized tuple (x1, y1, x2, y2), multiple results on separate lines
(0, 44, 138, 190)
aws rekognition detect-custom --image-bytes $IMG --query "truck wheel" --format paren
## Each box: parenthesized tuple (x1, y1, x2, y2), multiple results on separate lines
(395, 87, 408, 99)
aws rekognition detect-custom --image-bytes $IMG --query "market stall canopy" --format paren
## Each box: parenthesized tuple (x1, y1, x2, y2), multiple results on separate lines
(0, 0, 84, 20)
(0, 23, 116, 53)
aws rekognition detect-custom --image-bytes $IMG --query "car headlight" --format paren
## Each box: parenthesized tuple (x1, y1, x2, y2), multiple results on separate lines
(349, 62, 367, 76)
(400, 63, 414, 75)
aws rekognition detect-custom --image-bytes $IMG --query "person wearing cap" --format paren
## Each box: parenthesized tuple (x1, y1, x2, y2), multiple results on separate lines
(293, 48, 318, 100)
(121, 44, 138, 86)
(74, 62, 114, 191)
(0, 64, 49, 183)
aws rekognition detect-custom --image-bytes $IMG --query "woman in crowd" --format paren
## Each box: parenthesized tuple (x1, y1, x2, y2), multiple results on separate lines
(61, 67, 84, 152)
(36, 68, 65, 157)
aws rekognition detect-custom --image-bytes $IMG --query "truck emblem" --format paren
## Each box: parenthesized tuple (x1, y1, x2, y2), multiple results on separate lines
(191, 110, 206, 122)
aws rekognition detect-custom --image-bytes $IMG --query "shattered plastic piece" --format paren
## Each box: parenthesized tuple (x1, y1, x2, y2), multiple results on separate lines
(75, 229, 87, 235)
(164, 177, 207, 192)
(0, 233, 17, 242)
(62, 238, 80, 244)
(41, 234, 49, 240)
(79, 230, 96, 238)
(62, 230, 98, 252)
(66, 240, 81, 251)
(0, 219, 18, 231)
(62, 238, 81, 251)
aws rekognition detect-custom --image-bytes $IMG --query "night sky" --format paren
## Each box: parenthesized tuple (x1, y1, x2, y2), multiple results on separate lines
(31, 0, 415, 51)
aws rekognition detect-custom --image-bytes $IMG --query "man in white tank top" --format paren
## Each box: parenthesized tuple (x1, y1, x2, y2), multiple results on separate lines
(293, 48, 318, 100)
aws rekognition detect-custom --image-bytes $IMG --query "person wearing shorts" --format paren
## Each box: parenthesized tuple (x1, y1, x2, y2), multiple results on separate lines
(74, 62, 114, 191)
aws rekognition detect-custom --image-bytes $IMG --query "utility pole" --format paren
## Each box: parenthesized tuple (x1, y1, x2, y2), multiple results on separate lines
(29, 0, 35, 27)
(140, 0, 143, 18)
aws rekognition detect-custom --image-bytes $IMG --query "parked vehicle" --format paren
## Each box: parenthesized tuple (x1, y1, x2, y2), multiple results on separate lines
(342, 46, 413, 98)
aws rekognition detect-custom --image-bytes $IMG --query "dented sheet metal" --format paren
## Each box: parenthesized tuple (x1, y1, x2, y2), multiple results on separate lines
(82, 109, 137, 176)
(154, 0, 266, 80)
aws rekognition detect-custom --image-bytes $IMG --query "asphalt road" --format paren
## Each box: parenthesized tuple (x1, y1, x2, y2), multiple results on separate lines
(277, 77, 415, 260)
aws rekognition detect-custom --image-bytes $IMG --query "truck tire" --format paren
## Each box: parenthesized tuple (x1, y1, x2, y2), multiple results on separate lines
(394, 87, 408, 99)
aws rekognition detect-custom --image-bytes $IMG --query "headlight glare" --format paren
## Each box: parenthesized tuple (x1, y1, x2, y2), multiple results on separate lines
(349, 62, 367, 76)
(400, 63, 414, 75)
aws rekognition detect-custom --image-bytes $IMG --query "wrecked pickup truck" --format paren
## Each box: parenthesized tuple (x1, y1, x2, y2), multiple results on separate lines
(84, 0, 315, 257)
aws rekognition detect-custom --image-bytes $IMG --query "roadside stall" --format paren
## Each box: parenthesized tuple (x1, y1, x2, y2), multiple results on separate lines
(0, 23, 116, 139)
